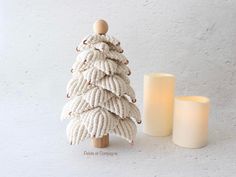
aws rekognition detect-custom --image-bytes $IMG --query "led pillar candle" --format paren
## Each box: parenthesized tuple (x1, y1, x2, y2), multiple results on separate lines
(173, 96, 210, 148)
(143, 73, 175, 136)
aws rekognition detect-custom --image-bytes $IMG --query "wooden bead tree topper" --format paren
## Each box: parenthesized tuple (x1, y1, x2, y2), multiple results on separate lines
(93, 19, 108, 35)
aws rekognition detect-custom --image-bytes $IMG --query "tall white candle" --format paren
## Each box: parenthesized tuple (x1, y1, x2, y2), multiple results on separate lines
(143, 73, 175, 136)
(173, 96, 210, 148)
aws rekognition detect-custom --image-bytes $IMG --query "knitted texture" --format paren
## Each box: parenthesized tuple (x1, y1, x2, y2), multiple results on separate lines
(61, 34, 141, 144)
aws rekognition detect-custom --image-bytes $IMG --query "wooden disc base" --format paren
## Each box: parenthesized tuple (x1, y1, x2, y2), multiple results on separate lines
(92, 134, 109, 148)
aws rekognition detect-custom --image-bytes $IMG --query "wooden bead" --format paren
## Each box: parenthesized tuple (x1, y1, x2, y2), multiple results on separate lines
(93, 19, 108, 35)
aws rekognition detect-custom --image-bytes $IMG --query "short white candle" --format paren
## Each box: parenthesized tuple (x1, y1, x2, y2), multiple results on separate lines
(173, 96, 210, 148)
(143, 73, 175, 136)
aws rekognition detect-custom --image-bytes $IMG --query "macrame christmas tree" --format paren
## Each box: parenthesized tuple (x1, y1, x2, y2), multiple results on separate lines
(61, 20, 141, 147)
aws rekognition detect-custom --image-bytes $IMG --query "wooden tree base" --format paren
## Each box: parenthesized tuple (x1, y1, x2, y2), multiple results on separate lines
(92, 134, 109, 148)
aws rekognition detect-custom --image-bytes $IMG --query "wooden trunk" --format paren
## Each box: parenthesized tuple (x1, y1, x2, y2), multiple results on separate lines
(92, 134, 109, 148)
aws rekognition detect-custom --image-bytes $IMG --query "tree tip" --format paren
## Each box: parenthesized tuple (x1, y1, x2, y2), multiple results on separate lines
(93, 19, 108, 35)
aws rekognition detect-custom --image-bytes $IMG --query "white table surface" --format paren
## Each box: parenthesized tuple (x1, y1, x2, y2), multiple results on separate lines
(1, 100, 235, 177)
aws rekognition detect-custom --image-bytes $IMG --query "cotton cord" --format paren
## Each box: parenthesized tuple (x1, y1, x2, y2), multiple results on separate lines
(62, 34, 141, 143)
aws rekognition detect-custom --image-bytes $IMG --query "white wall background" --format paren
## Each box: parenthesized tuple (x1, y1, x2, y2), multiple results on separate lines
(0, 0, 236, 177)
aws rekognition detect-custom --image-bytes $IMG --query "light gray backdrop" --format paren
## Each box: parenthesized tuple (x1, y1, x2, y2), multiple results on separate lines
(0, 0, 236, 177)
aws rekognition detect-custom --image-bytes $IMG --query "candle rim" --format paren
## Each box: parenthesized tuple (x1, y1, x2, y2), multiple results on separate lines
(175, 96, 210, 104)
(145, 72, 175, 78)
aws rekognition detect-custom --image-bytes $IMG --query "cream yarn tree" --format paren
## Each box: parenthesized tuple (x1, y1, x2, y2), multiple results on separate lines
(61, 20, 141, 148)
